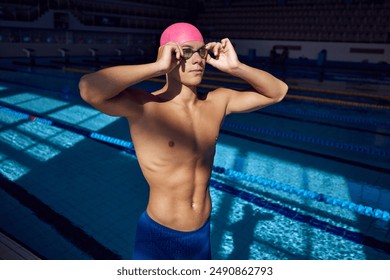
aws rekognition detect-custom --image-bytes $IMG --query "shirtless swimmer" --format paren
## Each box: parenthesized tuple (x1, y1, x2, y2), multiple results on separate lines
(79, 22, 288, 260)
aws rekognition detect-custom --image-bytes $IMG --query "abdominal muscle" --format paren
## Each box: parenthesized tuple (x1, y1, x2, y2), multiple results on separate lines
(128, 91, 225, 232)
(139, 151, 214, 232)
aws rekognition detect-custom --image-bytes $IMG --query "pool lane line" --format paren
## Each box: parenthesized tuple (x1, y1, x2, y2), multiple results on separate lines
(202, 76, 390, 101)
(1, 100, 388, 167)
(1, 104, 389, 222)
(261, 106, 390, 128)
(204, 68, 390, 89)
(155, 75, 390, 102)
(0, 174, 122, 260)
(222, 122, 390, 158)
(61, 66, 390, 102)
(202, 69, 390, 98)
(289, 85, 390, 101)
(147, 78, 390, 110)
(210, 179, 390, 256)
(286, 78, 390, 92)
(2, 73, 389, 135)
(1, 102, 388, 174)
(211, 167, 390, 223)
(2, 66, 388, 110)
(220, 129, 389, 174)
(10, 60, 390, 96)
(0, 105, 134, 151)
(288, 94, 390, 110)
(255, 111, 390, 138)
(62, 67, 94, 74)
(1, 76, 388, 135)
(2, 167, 388, 259)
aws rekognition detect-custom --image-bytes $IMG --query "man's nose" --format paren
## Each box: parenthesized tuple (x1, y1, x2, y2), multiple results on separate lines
(191, 51, 202, 62)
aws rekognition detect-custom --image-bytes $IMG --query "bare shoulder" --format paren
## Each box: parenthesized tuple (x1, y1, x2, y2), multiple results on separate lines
(202, 87, 235, 100)
(98, 87, 156, 120)
(123, 87, 156, 103)
(199, 87, 235, 115)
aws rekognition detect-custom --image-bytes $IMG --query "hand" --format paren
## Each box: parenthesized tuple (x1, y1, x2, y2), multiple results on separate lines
(156, 42, 183, 74)
(206, 38, 240, 73)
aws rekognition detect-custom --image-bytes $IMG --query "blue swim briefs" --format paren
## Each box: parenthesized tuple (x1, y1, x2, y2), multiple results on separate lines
(133, 211, 211, 260)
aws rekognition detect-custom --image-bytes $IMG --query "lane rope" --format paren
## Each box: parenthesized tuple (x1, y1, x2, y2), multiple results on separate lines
(223, 121, 390, 158)
(1, 104, 389, 222)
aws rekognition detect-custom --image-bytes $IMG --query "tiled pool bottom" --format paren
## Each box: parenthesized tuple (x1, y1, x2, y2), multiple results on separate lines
(0, 102, 389, 260)
(209, 177, 390, 260)
(1, 150, 389, 261)
(0, 147, 144, 260)
(0, 61, 389, 260)
(209, 139, 390, 259)
(2, 178, 389, 260)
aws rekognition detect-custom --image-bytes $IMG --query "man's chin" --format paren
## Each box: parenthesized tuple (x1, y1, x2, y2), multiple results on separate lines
(182, 79, 203, 88)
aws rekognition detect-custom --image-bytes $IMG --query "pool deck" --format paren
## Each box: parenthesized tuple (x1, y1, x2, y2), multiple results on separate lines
(0, 232, 40, 260)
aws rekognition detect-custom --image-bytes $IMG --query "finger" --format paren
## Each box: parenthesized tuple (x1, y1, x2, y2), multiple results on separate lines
(166, 43, 179, 60)
(221, 38, 228, 48)
(206, 42, 216, 52)
(206, 42, 222, 56)
(206, 53, 216, 66)
(175, 43, 183, 59)
(174, 44, 184, 60)
(163, 42, 180, 60)
(221, 38, 230, 46)
(212, 42, 222, 56)
(205, 42, 216, 50)
(175, 46, 181, 60)
(178, 45, 183, 58)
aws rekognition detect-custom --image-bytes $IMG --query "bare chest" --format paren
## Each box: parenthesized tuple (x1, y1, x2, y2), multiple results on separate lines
(130, 100, 225, 156)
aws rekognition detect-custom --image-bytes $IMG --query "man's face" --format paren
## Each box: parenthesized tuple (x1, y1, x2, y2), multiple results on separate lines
(171, 41, 207, 86)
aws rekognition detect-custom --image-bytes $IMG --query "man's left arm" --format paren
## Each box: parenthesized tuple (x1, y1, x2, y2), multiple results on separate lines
(206, 38, 288, 114)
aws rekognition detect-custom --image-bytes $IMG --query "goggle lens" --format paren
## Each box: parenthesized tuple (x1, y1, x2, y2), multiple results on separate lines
(182, 47, 207, 60)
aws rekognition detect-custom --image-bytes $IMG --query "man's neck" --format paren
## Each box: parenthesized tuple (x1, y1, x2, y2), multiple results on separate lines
(159, 79, 199, 107)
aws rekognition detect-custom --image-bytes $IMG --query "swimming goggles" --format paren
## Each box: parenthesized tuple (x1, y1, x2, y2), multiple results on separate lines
(182, 46, 208, 60)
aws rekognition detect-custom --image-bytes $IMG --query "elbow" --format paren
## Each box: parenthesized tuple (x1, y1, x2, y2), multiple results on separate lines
(79, 74, 96, 104)
(274, 81, 288, 103)
(79, 75, 89, 101)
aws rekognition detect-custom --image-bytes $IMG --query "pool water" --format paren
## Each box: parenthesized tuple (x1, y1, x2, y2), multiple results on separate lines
(0, 56, 389, 259)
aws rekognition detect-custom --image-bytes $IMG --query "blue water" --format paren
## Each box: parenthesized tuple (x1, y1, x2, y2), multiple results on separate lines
(0, 57, 389, 259)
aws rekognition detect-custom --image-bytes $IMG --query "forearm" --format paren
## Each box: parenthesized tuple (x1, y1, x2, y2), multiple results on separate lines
(79, 62, 165, 103)
(230, 62, 288, 101)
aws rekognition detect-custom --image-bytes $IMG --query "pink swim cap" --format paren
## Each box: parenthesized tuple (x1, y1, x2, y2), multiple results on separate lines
(160, 22, 204, 46)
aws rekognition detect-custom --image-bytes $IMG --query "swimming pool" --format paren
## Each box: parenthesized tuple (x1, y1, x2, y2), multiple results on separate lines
(0, 57, 389, 259)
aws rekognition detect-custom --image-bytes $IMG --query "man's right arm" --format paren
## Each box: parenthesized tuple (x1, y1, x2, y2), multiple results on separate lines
(79, 63, 164, 118)
(79, 42, 183, 118)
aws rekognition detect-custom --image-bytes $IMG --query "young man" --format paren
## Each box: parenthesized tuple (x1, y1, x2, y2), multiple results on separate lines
(79, 22, 288, 260)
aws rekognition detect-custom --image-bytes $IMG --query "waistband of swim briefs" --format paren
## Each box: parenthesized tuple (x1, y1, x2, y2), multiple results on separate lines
(143, 211, 210, 236)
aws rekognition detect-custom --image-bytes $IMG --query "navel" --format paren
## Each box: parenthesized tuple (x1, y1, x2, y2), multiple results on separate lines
(168, 140, 175, 148)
